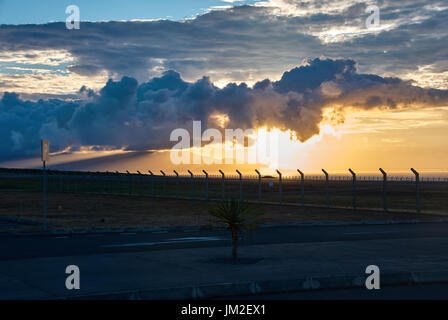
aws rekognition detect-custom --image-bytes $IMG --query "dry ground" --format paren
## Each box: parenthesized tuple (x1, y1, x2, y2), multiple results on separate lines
(0, 191, 444, 232)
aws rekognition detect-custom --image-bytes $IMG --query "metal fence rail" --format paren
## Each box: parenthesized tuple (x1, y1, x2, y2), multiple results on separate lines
(1, 168, 447, 214)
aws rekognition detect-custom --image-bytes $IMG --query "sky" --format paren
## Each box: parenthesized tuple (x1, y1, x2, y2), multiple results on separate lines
(0, 0, 447, 175)
(0, 0, 258, 24)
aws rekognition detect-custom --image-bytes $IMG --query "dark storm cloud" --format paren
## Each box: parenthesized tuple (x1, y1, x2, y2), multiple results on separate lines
(0, 2, 446, 86)
(1, 58, 448, 160)
(1, 1, 447, 160)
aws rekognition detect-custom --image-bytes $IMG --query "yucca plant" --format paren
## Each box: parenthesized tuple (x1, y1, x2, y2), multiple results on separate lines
(209, 199, 263, 262)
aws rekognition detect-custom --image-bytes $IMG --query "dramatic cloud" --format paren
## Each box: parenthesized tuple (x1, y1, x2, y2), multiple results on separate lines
(1, 58, 448, 160)
(0, 1, 447, 97)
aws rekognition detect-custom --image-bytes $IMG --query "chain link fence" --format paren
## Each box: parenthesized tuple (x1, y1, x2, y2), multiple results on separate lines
(1, 168, 447, 214)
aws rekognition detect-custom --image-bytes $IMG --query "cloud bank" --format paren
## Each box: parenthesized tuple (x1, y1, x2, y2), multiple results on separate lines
(1, 58, 448, 160)
(0, 1, 447, 98)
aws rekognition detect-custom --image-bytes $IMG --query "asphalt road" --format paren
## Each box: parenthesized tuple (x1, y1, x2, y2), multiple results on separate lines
(1, 222, 448, 261)
(1, 221, 448, 299)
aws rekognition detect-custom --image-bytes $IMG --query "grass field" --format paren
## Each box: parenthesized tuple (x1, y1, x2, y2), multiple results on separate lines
(1, 170, 447, 231)
(0, 191, 445, 232)
(2, 172, 448, 212)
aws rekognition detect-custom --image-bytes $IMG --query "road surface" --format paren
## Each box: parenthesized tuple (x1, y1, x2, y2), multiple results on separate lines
(1, 222, 448, 299)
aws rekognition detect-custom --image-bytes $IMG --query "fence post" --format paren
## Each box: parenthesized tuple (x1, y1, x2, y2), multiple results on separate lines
(236, 170, 243, 201)
(67, 172, 71, 193)
(65, 172, 70, 193)
(411, 168, 420, 214)
(297, 169, 305, 207)
(106, 171, 111, 194)
(173, 170, 179, 199)
(87, 171, 92, 193)
(219, 170, 225, 200)
(115, 171, 120, 194)
(255, 169, 262, 202)
(59, 171, 63, 193)
(322, 169, 329, 208)
(50, 171, 54, 193)
(276, 169, 282, 205)
(160, 170, 166, 197)
(379, 168, 388, 212)
(126, 170, 132, 195)
(95, 171, 99, 193)
(188, 170, 194, 199)
(92, 171, 96, 194)
(148, 170, 154, 196)
(349, 168, 357, 210)
(203, 170, 209, 200)
(136, 171, 142, 195)
(73, 171, 78, 193)
(96, 172, 101, 194)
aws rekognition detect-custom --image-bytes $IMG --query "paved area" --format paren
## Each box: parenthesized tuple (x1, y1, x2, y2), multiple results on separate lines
(1, 222, 448, 299)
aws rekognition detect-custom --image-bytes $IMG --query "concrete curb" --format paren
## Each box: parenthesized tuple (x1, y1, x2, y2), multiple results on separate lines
(62, 270, 448, 300)
(2, 218, 448, 238)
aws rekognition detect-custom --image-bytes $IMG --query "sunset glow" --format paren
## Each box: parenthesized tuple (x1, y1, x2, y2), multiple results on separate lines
(0, 0, 447, 177)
